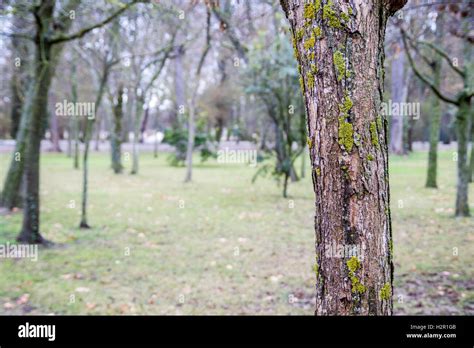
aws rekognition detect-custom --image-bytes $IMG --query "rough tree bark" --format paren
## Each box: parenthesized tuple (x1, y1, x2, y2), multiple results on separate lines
(281, 0, 406, 315)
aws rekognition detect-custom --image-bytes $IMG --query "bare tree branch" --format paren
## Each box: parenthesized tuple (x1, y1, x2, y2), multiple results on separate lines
(49, 0, 140, 45)
(401, 28, 459, 106)
(211, 5, 248, 63)
(0, 32, 34, 41)
(416, 39, 466, 77)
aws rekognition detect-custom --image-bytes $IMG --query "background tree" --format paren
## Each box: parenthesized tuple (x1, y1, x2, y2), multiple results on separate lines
(0, 0, 140, 243)
(401, 3, 473, 216)
(246, 19, 304, 198)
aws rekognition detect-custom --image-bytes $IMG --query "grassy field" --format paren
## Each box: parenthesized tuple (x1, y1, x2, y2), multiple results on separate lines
(0, 149, 473, 315)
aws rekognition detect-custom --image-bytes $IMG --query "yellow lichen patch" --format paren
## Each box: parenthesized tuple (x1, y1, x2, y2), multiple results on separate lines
(303, 33, 316, 51)
(370, 121, 379, 148)
(306, 72, 315, 90)
(379, 282, 391, 300)
(323, 0, 342, 28)
(338, 95, 353, 115)
(295, 28, 304, 41)
(313, 26, 322, 39)
(347, 256, 366, 294)
(303, 2, 317, 21)
(346, 256, 360, 273)
(338, 117, 353, 153)
(333, 50, 351, 81)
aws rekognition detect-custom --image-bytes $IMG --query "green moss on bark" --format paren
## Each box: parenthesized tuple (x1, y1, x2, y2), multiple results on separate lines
(323, 0, 342, 28)
(347, 256, 366, 294)
(338, 117, 354, 153)
(379, 283, 391, 300)
(370, 121, 379, 148)
(304, 33, 316, 51)
(333, 50, 351, 81)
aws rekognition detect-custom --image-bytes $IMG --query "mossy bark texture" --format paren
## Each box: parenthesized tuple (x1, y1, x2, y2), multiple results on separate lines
(281, 0, 407, 315)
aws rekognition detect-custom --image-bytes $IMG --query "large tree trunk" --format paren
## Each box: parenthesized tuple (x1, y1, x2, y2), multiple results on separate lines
(17, 41, 54, 244)
(1, 11, 31, 209)
(9, 71, 23, 140)
(0, 82, 34, 210)
(389, 38, 405, 155)
(281, 0, 406, 315)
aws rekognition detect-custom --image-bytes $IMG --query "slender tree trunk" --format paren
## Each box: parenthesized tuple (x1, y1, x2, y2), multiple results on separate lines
(469, 122, 474, 183)
(123, 89, 133, 143)
(94, 111, 102, 151)
(281, 0, 406, 315)
(184, 103, 195, 183)
(67, 118, 72, 157)
(425, 14, 444, 188)
(469, 148, 474, 183)
(49, 112, 62, 152)
(154, 132, 159, 158)
(425, 94, 442, 188)
(80, 69, 108, 228)
(71, 60, 80, 169)
(283, 173, 289, 198)
(140, 107, 149, 143)
(174, 45, 186, 129)
(111, 85, 124, 174)
(389, 38, 405, 155)
(131, 95, 144, 175)
(454, 25, 472, 215)
(455, 98, 471, 217)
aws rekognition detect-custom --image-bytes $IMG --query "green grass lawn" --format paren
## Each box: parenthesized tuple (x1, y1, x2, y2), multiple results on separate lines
(0, 149, 472, 315)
